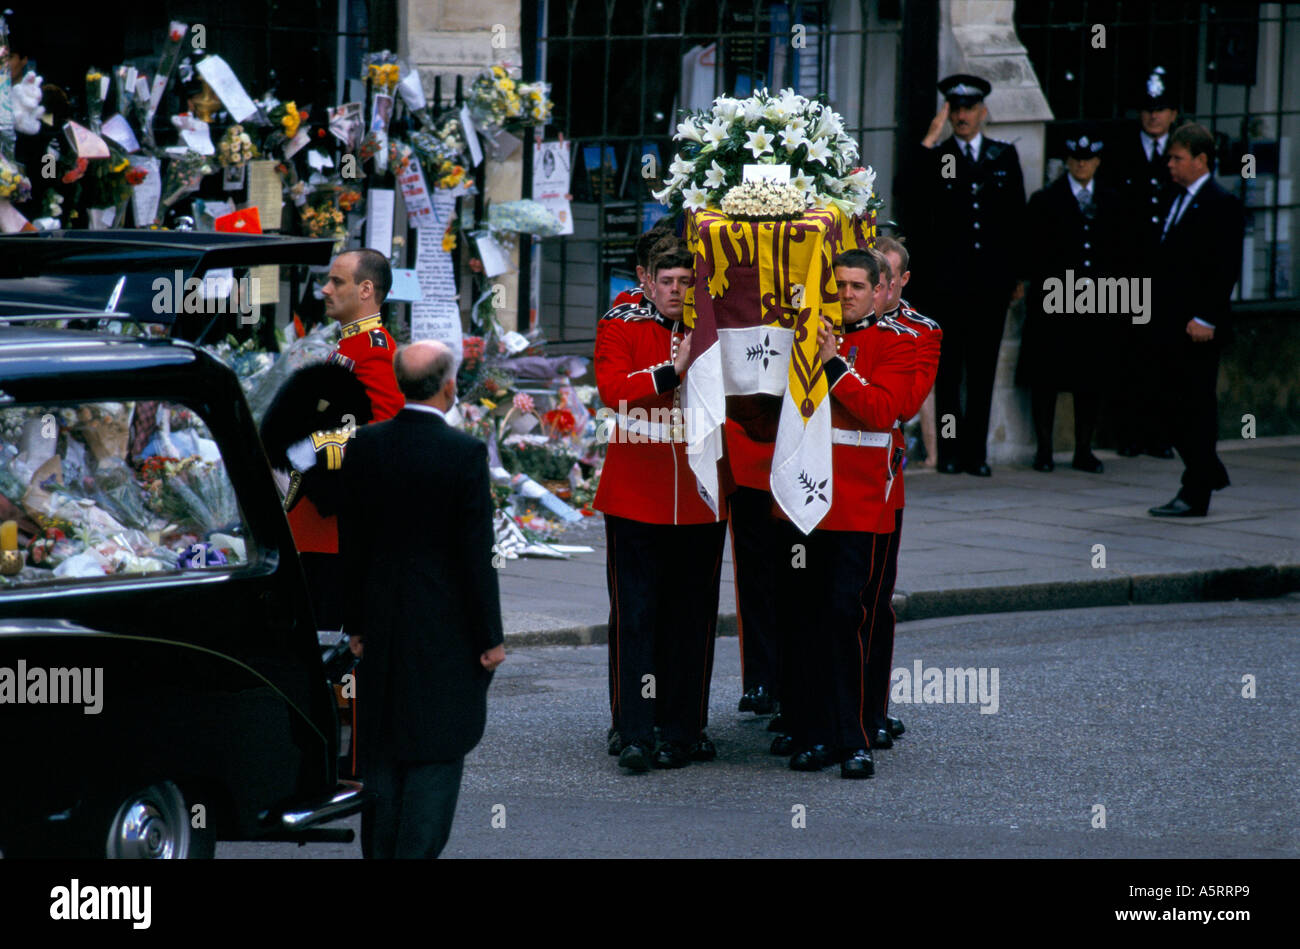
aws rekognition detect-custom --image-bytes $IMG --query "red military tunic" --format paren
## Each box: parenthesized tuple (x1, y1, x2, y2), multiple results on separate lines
(879, 300, 943, 529)
(287, 313, 403, 553)
(800, 313, 917, 533)
(593, 300, 722, 525)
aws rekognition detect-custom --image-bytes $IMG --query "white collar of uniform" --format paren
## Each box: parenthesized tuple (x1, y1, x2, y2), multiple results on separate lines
(1140, 130, 1168, 156)
(1182, 170, 1212, 199)
(404, 402, 447, 420)
(958, 131, 983, 157)
(1068, 175, 1094, 199)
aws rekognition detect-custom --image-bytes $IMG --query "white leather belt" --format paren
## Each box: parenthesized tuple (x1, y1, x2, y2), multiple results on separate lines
(831, 428, 892, 448)
(616, 412, 685, 443)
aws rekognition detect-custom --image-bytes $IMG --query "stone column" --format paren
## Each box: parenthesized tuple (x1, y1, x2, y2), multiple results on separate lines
(401, 0, 524, 331)
(939, 1, 1054, 464)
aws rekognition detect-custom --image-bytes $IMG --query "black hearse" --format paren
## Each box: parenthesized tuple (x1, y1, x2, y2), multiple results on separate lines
(0, 232, 364, 857)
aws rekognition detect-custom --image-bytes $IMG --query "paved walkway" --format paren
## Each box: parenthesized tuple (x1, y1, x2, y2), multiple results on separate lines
(499, 437, 1300, 642)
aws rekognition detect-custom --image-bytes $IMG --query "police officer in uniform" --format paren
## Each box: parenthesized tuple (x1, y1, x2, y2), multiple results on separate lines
(593, 239, 728, 773)
(906, 75, 1026, 477)
(1018, 131, 1126, 474)
(1100, 67, 1181, 458)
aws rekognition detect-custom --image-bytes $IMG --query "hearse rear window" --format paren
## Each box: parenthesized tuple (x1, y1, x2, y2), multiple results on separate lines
(0, 401, 256, 589)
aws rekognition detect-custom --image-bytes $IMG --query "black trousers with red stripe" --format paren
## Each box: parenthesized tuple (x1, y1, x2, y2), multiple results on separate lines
(777, 521, 893, 752)
(866, 510, 903, 734)
(727, 486, 783, 697)
(605, 514, 727, 746)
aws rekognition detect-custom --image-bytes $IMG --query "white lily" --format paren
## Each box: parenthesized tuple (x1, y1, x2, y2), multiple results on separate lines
(702, 117, 730, 148)
(742, 97, 767, 123)
(675, 120, 704, 143)
(805, 137, 831, 164)
(779, 124, 808, 150)
(713, 97, 742, 122)
(668, 156, 695, 178)
(682, 183, 710, 212)
(790, 172, 815, 195)
(703, 159, 728, 190)
(744, 126, 776, 159)
(846, 165, 877, 194)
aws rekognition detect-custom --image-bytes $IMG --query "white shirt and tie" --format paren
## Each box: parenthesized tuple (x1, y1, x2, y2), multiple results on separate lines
(958, 132, 983, 162)
(1161, 170, 1215, 328)
(1140, 130, 1169, 164)
(1068, 175, 1094, 208)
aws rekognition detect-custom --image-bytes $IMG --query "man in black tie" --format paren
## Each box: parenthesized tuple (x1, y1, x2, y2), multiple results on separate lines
(906, 74, 1026, 477)
(1147, 124, 1245, 518)
(339, 339, 506, 857)
(1101, 66, 1181, 458)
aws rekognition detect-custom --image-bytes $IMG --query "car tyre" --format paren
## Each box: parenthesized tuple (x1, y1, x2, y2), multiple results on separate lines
(101, 781, 215, 859)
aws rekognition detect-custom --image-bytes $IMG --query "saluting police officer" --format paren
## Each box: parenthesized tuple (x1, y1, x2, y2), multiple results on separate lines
(1017, 131, 1127, 474)
(906, 75, 1026, 477)
(1099, 67, 1181, 459)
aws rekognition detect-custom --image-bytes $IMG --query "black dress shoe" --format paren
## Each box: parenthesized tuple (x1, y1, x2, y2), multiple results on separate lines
(1032, 454, 1054, 472)
(767, 713, 786, 733)
(688, 734, 717, 761)
(737, 690, 755, 712)
(1148, 496, 1208, 517)
(654, 740, 691, 769)
(789, 745, 834, 771)
(938, 461, 961, 474)
(1117, 444, 1141, 457)
(618, 741, 653, 772)
(870, 729, 893, 749)
(770, 734, 795, 756)
(840, 748, 874, 779)
(1145, 446, 1175, 459)
(750, 685, 775, 715)
(1071, 453, 1104, 474)
(607, 726, 622, 756)
(885, 716, 905, 738)
(966, 463, 992, 477)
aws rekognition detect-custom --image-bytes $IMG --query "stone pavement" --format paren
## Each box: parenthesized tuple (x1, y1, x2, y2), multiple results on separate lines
(499, 437, 1300, 643)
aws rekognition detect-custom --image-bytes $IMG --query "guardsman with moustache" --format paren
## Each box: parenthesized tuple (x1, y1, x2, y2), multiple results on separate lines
(593, 238, 728, 773)
(1100, 66, 1181, 459)
(865, 235, 942, 751)
(907, 74, 1025, 478)
(775, 248, 916, 779)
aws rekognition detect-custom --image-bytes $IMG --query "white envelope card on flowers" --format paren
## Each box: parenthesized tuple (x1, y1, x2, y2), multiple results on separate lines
(743, 163, 790, 183)
(101, 114, 140, 153)
(196, 55, 259, 123)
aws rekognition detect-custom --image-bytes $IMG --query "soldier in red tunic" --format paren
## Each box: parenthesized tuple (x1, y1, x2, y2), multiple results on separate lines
(862, 237, 943, 750)
(594, 239, 728, 773)
(776, 248, 916, 779)
(284, 249, 404, 630)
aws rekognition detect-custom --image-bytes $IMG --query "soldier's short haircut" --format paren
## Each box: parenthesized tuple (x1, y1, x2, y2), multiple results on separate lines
(1169, 123, 1217, 171)
(343, 248, 393, 303)
(834, 248, 886, 288)
(394, 344, 456, 400)
(649, 237, 693, 276)
(636, 216, 677, 268)
(873, 236, 910, 275)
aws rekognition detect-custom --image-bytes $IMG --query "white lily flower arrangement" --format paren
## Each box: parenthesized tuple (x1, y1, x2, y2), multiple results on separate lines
(654, 87, 882, 220)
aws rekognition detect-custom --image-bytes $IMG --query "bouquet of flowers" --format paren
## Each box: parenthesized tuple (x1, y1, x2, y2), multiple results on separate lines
(654, 87, 881, 220)
(217, 124, 259, 168)
(467, 65, 552, 133)
(362, 51, 400, 173)
(161, 150, 216, 208)
(300, 195, 345, 248)
(0, 154, 32, 204)
(268, 100, 303, 142)
(487, 199, 564, 236)
(409, 115, 472, 191)
(85, 67, 107, 132)
(139, 454, 238, 535)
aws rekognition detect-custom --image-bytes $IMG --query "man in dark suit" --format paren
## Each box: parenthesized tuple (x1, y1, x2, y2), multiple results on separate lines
(1147, 124, 1245, 518)
(1100, 66, 1181, 458)
(1018, 131, 1126, 474)
(338, 339, 506, 858)
(907, 74, 1026, 476)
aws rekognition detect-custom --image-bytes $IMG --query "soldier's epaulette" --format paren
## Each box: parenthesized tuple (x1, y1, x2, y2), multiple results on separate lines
(899, 306, 940, 330)
(326, 351, 356, 371)
(601, 301, 654, 322)
(368, 328, 390, 349)
(876, 315, 919, 337)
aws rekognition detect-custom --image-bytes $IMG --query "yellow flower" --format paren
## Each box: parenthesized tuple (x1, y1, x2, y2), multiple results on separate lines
(481, 398, 498, 409)
(111, 158, 129, 173)
(442, 228, 457, 252)
(492, 66, 507, 78)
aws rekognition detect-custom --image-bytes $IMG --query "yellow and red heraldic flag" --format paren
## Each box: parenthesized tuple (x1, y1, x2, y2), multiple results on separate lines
(682, 205, 875, 533)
